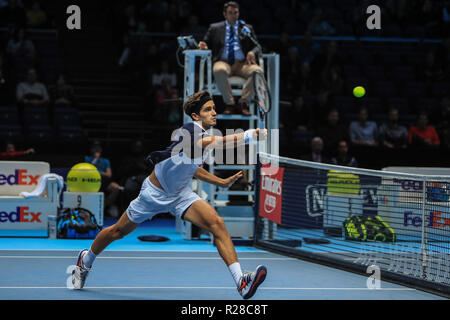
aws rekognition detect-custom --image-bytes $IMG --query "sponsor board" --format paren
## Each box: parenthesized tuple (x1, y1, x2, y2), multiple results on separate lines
(259, 164, 284, 224)
(0, 161, 50, 196)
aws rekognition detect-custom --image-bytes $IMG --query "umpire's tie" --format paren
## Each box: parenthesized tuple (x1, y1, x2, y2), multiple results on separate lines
(227, 24, 235, 65)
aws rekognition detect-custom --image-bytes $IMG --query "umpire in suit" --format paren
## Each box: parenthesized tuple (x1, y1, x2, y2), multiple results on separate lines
(198, 1, 264, 115)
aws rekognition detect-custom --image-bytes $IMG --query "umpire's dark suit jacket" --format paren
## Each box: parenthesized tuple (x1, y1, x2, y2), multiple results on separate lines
(202, 21, 261, 63)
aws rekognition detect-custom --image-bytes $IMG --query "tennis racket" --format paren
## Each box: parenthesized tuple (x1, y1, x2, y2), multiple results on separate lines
(252, 71, 271, 153)
(252, 71, 271, 130)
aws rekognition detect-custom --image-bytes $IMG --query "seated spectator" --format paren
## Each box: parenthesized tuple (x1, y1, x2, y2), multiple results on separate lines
(116, 140, 150, 207)
(284, 95, 314, 133)
(84, 141, 123, 218)
(152, 60, 177, 87)
(297, 30, 322, 65)
(321, 64, 344, 96)
(422, 50, 444, 82)
(300, 136, 329, 163)
(331, 140, 358, 167)
(16, 68, 49, 108)
(49, 74, 76, 108)
(378, 107, 408, 149)
(155, 77, 179, 123)
(25, 0, 47, 28)
(408, 112, 440, 149)
(6, 27, 36, 80)
(0, 141, 35, 160)
(316, 108, 349, 156)
(349, 106, 379, 147)
(311, 40, 342, 81)
(311, 90, 333, 127)
(0, 53, 7, 102)
(435, 96, 450, 150)
(307, 8, 336, 36)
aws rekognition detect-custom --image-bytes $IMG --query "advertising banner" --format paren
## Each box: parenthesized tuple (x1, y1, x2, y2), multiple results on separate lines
(259, 164, 284, 224)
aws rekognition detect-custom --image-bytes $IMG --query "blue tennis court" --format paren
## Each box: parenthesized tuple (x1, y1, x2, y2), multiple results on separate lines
(0, 218, 446, 300)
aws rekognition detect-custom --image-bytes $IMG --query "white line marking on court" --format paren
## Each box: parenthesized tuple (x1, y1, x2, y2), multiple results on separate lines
(0, 286, 416, 291)
(0, 255, 296, 261)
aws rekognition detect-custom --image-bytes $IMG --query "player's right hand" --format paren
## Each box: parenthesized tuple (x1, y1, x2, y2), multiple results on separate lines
(198, 41, 208, 50)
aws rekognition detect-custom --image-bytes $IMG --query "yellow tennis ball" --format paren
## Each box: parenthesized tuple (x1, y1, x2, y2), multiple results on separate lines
(66, 163, 102, 192)
(353, 86, 366, 98)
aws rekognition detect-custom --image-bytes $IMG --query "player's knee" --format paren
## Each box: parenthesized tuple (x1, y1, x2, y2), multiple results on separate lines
(209, 216, 226, 234)
(213, 68, 228, 78)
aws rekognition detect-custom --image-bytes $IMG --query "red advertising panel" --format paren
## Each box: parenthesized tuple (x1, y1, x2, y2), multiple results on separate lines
(259, 164, 284, 224)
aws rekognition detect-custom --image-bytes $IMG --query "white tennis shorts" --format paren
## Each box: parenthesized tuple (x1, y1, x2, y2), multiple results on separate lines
(126, 177, 201, 223)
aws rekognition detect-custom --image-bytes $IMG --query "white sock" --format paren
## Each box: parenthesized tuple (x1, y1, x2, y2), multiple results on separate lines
(82, 249, 96, 268)
(228, 262, 243, 287)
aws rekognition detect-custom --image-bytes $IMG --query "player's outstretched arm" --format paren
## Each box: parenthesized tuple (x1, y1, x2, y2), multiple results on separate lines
(194, 167, 243, 188)
(199, 128, 267, 149)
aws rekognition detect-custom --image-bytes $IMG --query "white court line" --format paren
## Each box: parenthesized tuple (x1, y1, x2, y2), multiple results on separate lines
(0, 255, 296, 261)
(0, 286, 416, 291)
(0, 249, 265, 253)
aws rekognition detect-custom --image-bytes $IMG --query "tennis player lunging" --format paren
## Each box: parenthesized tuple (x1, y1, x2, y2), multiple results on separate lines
(72, 91, 267, 299)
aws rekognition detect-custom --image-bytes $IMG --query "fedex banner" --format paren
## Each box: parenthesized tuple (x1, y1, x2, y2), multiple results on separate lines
(0, 161, 49, 196)
(0, 203, 53, 230)
(259, 164, 284, 224)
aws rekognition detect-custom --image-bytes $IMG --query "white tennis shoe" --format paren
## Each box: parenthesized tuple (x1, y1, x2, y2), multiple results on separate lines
(237, 265, 267, 299)
(72, 249, 91, 290)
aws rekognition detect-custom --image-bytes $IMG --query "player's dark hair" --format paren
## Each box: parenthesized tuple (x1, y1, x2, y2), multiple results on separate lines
(223, 1, 239, 12)
(183, 91, 213, 119)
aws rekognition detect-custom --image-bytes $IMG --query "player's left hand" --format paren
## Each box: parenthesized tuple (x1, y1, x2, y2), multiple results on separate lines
(255, 128, 267, 140)
(221, 171, 243, 188)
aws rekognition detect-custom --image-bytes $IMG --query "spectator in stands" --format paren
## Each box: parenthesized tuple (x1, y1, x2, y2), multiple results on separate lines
(436, 96, 450, 150)
(152, 60, 177, 87)
(422, 50, 444, 82)
(116, 140, 150, 208)
(0, 141, 35, 159)
(155, 77, 179, 123)
(181, 15, 207, 38)
(49, 74, 76, 108)
(311, 90, 333, 127)
(316, 108, 349, 157)
(378, 107, 408, 149)
(198, 1, 263, 115)
(409, 112, 440, 149)
(297, 30, 322, 65)
(16, 68, 49, 108)
(420, 0, 441, 35)
(6, 27, 36, 80)
(321, 64, 344, 96)
(0, 52, 7, 102)
(307, 8, 336, 36)
(277, 31, 292, 59)
(311, 40, 342, 89)
(281, 46, 302, 96)
(300, 136, 329, 163)
(284, 95, 313, 134)
(349, 106, 379, 148)
(435, 36, 450, 79)
(25, 0, 47, 28)
(331, 140, 358, 167)
(85, 141, 123, 218)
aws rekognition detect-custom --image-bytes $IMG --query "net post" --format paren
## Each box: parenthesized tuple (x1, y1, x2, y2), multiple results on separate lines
(421, 178, 428, 279)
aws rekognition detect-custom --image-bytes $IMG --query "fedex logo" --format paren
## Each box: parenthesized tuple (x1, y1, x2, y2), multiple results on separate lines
(404, 211, 450, 228)
(0, 170, 40, 186)
(0, 206, 42, 223)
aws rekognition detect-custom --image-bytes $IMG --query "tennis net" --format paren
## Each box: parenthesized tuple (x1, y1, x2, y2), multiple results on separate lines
(254, 152, 450, 295)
